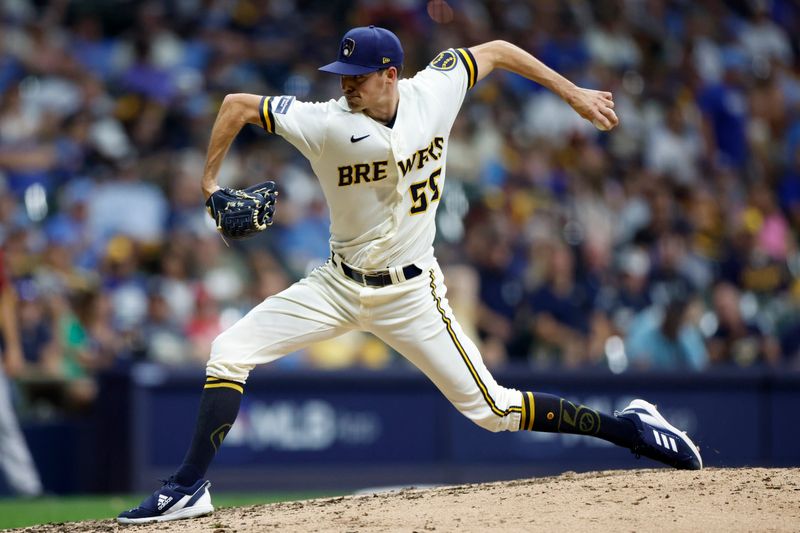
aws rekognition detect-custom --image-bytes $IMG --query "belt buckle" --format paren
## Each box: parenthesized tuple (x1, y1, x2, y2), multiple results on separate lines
(352, 268, 368, 286)
(361, 269, 384, 287)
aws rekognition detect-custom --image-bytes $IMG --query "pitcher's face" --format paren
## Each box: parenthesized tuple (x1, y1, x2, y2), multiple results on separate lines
(340, 68, 394, 112)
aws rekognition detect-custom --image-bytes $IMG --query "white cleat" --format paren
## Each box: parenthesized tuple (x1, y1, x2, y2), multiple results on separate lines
(617, 399, 703, 470)
(117, 478, 214, 524)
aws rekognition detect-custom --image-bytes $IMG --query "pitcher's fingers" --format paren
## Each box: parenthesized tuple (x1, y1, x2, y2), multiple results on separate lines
(601, 107, 619, 126)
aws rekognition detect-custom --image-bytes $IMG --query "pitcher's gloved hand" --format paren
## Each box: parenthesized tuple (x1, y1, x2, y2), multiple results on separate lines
(205, 181, 277, 240)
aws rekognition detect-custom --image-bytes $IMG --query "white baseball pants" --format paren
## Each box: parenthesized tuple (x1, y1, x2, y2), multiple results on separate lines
(208, 258, 524, 432)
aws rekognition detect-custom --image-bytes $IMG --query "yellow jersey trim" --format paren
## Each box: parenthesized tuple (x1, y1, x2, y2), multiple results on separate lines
(259, 96, 274, 133)
(454, 48, 477, 89)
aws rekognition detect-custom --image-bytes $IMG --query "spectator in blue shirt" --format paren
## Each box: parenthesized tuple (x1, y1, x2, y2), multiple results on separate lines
(626, 295, 708, 371)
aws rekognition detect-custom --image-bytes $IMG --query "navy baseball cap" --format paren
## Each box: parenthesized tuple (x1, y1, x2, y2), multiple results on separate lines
(319, 25, 404, 76)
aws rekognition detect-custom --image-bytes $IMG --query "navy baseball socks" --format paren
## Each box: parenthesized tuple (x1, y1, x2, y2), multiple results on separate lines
(118, 376, 244, 523)
(519, 392, 702, 470)
(173, 377, 244, 486)
(519, 392, 636, 446)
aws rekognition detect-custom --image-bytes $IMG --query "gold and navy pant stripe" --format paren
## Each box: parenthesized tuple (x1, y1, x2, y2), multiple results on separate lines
(519, 391, 535, 431)
(428, 270, 521, 418)
(258, 95, 275, 133)
(204, 376, 244, 394)
(454, 48, 478, 90)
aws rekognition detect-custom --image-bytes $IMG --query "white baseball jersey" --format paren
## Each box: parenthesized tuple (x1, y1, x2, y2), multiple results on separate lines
(209, 48, 526, 434)
(257, 48, 477, 270)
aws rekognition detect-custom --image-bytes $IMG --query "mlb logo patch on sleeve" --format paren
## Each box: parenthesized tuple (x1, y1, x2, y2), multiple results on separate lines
(275, 96, 295, 114)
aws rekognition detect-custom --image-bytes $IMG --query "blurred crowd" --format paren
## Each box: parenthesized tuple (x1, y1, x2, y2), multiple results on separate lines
(1, 0, 800, 415)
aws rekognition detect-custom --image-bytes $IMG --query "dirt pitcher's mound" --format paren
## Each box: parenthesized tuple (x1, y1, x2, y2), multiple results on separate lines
(15, 468, 800, 533)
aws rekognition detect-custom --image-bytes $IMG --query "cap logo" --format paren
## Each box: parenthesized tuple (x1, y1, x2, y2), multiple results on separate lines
(342, 38, 355, 58)
(382, 57, 391, 64)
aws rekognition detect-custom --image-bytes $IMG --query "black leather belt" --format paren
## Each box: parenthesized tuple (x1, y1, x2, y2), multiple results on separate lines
(332, 253, 422, 287)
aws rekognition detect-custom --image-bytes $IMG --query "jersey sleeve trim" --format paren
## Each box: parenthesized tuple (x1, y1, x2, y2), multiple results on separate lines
(454, 48, 477, 90)
(258, 96, 275, 133)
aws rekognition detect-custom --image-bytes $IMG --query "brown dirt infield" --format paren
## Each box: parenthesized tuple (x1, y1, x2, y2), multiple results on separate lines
(11, 467, 800, 533)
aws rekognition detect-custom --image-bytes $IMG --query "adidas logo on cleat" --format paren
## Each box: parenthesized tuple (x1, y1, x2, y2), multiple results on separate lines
(652, 429, 678, 452)
(157, 494, 173, 510)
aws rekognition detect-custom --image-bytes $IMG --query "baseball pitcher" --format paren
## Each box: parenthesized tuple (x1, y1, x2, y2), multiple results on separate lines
(119, 26, 702, 524)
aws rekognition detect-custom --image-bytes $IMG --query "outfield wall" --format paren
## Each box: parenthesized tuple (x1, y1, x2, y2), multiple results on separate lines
(19, 366, 800, 494)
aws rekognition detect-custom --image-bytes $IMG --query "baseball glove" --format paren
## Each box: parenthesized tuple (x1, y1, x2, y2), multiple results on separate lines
(205, 181, 278, 240)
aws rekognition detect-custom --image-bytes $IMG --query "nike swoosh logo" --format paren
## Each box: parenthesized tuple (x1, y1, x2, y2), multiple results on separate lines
(350, 134, 370, 143)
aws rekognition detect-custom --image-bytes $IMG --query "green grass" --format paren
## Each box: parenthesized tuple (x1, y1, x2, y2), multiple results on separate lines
(0, 491, 337, 530)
